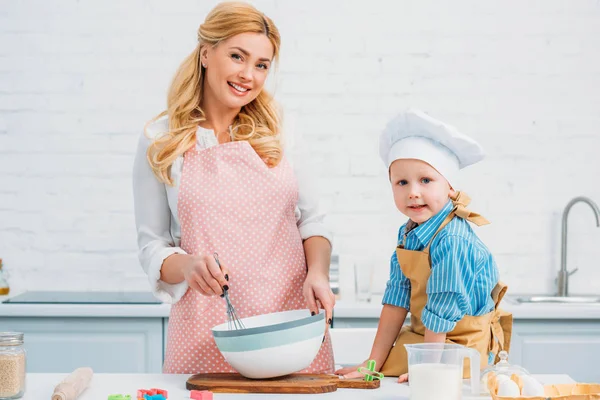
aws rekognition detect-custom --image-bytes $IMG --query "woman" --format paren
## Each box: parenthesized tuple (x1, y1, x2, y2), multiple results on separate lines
(132, 2, 335, 374)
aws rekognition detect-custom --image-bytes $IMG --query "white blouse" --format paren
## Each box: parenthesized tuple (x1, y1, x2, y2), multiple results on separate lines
(132, 116, 332, 304)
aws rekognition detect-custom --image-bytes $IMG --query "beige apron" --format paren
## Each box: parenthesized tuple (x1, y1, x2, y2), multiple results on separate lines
(380, 192, 513, 377)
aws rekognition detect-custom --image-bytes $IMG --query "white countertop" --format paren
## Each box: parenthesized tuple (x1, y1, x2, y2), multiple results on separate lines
(1, 292, 600, 319)
(0, 291, 172, 318)
(0, 301, 173, 317)
(22, 373, 575, 400)
(332, 297, 600, 320)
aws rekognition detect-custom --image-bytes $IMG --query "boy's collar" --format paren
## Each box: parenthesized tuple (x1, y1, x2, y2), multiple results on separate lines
(404, 200, 454, 246)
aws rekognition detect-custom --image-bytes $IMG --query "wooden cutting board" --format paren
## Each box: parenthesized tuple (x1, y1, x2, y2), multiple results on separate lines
(186, 373, 381, 393)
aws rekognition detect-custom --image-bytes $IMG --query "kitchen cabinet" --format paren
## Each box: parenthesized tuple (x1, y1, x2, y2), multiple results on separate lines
(510, 320, 600, 383)
(0, 317, 163, 373)
(163, 318, 169, 360)
(332, 317, 380, 328)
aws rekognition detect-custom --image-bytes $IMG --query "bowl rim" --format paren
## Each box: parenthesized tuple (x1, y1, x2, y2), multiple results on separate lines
(212, 309, 324, 338)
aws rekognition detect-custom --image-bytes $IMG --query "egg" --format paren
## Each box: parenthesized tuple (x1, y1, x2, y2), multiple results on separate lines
(497, 379, 521, 397)
(486, 373, 511, 394)
(521, 375, 545, 396)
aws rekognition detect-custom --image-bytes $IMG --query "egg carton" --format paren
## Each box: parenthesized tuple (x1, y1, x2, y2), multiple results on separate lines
(488, 373, 600, 400)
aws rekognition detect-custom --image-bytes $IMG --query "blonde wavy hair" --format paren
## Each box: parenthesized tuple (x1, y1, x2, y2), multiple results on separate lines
(146, 2, 282, 185)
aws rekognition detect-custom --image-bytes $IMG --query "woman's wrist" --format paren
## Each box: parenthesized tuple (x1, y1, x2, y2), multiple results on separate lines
(303, 236, 331, 277)
(306, 265, 329, 280)
(161, 253, 193, 284)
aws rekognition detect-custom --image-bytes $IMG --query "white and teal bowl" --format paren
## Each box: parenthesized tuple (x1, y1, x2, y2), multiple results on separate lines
(211, 309, 326, 379)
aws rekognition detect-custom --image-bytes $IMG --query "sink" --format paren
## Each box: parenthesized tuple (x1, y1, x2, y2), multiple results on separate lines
(513, 296, 600, 304)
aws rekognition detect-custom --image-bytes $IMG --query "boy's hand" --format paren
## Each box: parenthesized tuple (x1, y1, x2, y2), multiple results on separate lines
(334, 361, 369, 380)
(398, 373, 409, 383)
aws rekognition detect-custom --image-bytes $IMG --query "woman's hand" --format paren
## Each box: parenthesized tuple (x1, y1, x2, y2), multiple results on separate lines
(302, 269, 335, 325)
(182, 254, 229, 296)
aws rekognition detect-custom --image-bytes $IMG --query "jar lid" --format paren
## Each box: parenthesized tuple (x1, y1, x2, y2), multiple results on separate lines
(0, 332, 24, 345)
(482, 350, 530, 377)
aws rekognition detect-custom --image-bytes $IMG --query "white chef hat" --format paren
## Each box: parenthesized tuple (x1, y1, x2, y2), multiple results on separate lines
(379, 109, 485, 186)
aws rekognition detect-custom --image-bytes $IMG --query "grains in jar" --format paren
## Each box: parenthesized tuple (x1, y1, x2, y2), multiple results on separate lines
(0, 332, 26, 399)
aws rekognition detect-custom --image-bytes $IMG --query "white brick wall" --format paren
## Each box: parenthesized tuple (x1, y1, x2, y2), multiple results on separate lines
(1, 0, 599, 297)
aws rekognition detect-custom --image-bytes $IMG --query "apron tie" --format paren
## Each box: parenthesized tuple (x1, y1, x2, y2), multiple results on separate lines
(490, 311, 505, 354)
(451, 191, 490, 226)
(489, 282, 513, 361)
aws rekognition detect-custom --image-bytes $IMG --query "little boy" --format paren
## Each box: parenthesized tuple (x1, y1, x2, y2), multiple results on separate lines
(336, 109, 512, 382)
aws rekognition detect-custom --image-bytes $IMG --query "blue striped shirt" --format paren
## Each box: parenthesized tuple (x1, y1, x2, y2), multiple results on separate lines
(382, 200, 499, 333)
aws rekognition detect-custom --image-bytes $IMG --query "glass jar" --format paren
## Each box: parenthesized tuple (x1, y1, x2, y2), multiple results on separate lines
(0, 259, 9, 296)
(0, 332, 26, 399)
(480, 350, 530, 394)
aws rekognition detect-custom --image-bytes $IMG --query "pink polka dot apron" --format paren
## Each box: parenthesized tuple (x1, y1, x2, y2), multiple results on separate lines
(163, 140, 334, 374)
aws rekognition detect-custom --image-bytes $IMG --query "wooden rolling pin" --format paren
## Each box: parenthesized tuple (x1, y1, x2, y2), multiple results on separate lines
(51, 367, 93, 400)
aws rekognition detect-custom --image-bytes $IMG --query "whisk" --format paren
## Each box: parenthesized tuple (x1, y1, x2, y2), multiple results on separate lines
(213, 253, 245, 330)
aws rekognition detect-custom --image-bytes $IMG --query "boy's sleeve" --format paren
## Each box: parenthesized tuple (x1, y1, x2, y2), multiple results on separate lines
(382, 245, 411, 310)
(421, 235, 476, 333)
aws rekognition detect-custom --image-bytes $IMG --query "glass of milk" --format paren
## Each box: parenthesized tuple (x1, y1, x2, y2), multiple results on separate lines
(404, 343, 480, 400)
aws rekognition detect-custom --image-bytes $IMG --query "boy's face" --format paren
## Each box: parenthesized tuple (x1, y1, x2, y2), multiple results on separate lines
(389, 159, 453, 224)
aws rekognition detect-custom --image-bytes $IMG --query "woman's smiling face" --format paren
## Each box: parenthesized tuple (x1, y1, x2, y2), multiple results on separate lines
(201, 32, 274, 111)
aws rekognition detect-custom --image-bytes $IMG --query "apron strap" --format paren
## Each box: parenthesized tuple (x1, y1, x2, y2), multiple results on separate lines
(422, 191, 490, 254)
(451, 191, 490, 226)
(491, 281, 508, 309)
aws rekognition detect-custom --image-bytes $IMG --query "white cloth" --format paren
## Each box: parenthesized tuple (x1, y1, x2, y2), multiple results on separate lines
(379, 109, 485, 185)
(133, 116, 332, 303)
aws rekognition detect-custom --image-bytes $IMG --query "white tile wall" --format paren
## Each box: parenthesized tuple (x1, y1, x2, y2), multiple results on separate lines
(1, 0, 599, 297)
